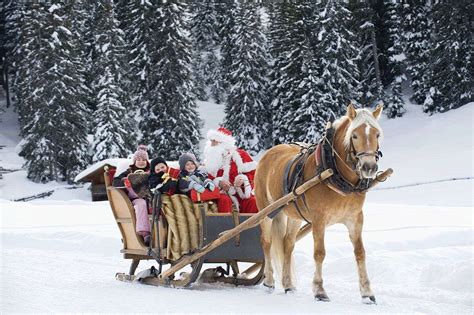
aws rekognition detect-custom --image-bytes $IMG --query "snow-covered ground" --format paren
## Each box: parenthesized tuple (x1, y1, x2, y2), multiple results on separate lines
(1, 99, 473, 313)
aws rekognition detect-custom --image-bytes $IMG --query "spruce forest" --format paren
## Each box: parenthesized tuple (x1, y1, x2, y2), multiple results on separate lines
(0, 0, 472, 183)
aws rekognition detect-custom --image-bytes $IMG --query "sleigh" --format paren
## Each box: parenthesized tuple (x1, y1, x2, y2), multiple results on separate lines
(105, 166, 270, 287)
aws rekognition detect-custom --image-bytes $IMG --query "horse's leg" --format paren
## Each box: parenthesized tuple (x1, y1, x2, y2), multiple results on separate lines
(312, 222, 329, 301)
(281, 217, 300, 293)
(260, 216, 275, 290)
(346, 212, 376, 304)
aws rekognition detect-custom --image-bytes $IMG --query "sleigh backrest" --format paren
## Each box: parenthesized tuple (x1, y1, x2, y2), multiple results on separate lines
(104, 167, 149, 257)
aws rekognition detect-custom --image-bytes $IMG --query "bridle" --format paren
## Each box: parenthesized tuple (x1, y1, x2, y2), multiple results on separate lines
(346, 138, 383, 174)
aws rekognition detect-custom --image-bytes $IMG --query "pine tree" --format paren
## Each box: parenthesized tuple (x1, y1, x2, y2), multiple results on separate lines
(216, 1, 237, 95)
(120, 1, 159, 132)
(92, 0, 134, 162)
(423, 1, 472, 113)
(385, 1, 406, 118)
(224, 2, 271, 155)
(190, 1, 221, 102)
(268, 2, 316, 144)
(349, 1, 384, 106)
(3, 1, 29, 122)
(292, 56, 328, 143)
(372, 1, 392, 88)
(142, 0, 201, 159)
(316, 0, 360, 118)
(402, 1, 431, 105)
(19, 3, 90, 182)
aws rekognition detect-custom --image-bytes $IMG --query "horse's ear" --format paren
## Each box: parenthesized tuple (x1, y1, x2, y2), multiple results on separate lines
(346, 103, 357, 120)
(373, 103, 383, 120)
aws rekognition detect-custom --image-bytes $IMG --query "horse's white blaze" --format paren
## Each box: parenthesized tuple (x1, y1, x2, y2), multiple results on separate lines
(365, 124, 371, 147)
(342, 109, 383, 149)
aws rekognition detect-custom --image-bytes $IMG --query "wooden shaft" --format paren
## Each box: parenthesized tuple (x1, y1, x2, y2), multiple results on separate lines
(242, 222, 313, 276)
(158, 169, 334, 280)
(369, 168, 393, 190)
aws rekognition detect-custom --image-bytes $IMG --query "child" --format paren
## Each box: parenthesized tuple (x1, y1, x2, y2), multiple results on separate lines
(113, 145, 152, 245)
(177, 152, 215, 195)
(148, 156, 178, 195)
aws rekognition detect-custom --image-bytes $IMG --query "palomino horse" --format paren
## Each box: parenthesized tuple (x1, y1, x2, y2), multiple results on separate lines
(254, 104, 384, 303)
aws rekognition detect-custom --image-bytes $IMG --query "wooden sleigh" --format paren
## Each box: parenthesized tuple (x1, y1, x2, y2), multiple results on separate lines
(104, 166, 268, 287)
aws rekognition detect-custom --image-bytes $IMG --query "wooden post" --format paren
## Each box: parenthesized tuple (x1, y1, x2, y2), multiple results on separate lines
(158, 169, 334, 280)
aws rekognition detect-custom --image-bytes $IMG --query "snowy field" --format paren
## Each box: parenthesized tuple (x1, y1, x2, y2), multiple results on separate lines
(1, 99, 473, 313)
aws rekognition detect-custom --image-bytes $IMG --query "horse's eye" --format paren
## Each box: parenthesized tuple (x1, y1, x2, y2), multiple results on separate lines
(352, 134, 358, 140)
(376, 134, 380, 138)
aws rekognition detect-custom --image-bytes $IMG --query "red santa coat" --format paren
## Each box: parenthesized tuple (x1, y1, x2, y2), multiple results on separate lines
(208, 149, 258, 213)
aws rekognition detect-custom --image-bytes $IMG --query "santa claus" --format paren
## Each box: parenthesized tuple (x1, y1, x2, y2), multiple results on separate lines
(203, 127, 258, 213)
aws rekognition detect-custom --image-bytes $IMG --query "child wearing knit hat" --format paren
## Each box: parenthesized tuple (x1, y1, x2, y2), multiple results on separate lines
(148, 156, 177, 195)
(177, 152, 215, 195)
(113, 145, 152, 245)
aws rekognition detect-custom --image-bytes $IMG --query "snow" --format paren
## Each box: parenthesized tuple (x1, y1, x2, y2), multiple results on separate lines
(1, 97, 473, 313)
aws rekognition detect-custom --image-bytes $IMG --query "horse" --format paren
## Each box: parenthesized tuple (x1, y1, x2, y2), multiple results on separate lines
(254, 104, 384, 304)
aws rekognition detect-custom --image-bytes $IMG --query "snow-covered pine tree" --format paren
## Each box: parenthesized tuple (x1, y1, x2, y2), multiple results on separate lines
(224, 2, 271, 155)
(423, 0, 472, 113)
(206, 51, 225, 104)
(372, 1, 391, 88)
(191, 47, 208, 101)
(142, 0, 201, 159)
(349, 0, 384, 106)
(402, 1, 431, 105)
(3, 1, 29, 122)
(267, 2, 292, 144)
(91, 0, 134, 162)
(120, 1, 159, 133)
(292, 55, 328, 143)
(190, 1, 221, 102)
(315, 0, 359, 118)
(19, 3, 90, 182)
(80, 2, 99, 120)
(385, 0, 406, 118)
(268, 2, 316, 144)
(216, 1, 237, 95)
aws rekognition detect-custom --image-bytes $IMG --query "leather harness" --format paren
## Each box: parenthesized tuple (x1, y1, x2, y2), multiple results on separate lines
(269, 124, 381, 222)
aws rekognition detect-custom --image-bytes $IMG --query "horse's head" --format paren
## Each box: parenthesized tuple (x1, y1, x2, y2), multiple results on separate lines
(343, 104, 384, 179)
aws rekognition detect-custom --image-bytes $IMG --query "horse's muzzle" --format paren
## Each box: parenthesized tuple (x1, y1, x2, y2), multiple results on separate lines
(359, 162, 378, 179)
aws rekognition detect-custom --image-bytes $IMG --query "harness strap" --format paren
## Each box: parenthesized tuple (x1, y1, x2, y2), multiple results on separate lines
(269, 143, 316, 224)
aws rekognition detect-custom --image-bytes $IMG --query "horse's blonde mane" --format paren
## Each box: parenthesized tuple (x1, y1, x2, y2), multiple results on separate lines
(333, 109, 384, 148)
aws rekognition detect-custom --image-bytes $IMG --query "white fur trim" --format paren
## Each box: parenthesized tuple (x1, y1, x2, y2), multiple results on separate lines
(235, 174, 252, 199)
(207, 130, 236, 147)
(230, 150, 257, 173)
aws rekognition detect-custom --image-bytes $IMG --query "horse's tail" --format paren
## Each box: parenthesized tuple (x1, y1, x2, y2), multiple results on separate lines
(270, 212, 286, 282)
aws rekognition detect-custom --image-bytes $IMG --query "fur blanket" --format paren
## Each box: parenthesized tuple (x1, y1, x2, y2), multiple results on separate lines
(127, 173, 151, 199)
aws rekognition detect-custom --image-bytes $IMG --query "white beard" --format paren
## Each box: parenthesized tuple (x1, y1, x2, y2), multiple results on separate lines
(203, 143, 228, 176)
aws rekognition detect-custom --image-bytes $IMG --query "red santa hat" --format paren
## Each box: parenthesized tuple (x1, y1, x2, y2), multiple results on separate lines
(206, 127, 236, 149)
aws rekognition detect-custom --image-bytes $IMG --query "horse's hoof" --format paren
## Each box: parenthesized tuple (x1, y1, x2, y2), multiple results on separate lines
(284, 288, 296, 294)
(315, 294, 330, 302)
(362, 296, 377, 305)
(263, 283, 275, 292)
